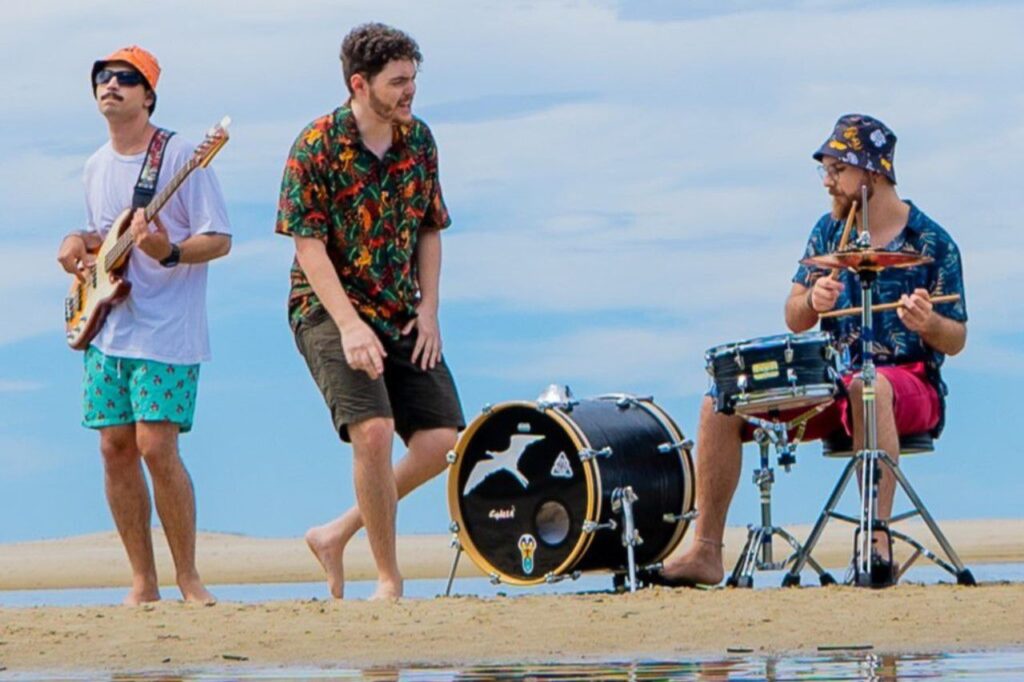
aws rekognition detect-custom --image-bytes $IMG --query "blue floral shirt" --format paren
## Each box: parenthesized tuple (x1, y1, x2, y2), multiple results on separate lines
(792, 201, 967, 378)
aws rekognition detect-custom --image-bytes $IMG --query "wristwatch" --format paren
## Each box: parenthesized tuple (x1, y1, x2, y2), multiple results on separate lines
(159, 243, 181, 268)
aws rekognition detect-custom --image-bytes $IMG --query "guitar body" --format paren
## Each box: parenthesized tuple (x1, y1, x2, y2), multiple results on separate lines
(64, 208, 133, 350)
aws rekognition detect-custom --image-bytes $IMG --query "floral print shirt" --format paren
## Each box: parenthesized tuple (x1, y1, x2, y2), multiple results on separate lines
(276, 106, 451, 338)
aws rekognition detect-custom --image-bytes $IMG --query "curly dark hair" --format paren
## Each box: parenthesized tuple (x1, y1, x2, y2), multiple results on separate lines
(340, 23, 422, 94)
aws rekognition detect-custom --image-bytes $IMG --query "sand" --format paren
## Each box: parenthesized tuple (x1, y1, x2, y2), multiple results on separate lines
(0, 519, 1021, 673)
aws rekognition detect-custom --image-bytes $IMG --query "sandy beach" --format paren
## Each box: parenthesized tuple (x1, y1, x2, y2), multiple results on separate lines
(0, 519, 1021, 673)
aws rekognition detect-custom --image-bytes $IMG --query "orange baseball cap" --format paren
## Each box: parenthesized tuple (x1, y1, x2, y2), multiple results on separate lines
(91, 45, 161, 93)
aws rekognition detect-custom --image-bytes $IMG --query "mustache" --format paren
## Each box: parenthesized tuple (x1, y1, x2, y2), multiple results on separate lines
(101, 92, 124, 102)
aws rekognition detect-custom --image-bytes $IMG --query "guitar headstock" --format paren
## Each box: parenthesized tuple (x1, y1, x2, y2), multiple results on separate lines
(195, 116, 231, 168)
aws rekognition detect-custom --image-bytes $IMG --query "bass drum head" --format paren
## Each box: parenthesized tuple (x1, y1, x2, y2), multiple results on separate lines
(448, 402, 595, 585)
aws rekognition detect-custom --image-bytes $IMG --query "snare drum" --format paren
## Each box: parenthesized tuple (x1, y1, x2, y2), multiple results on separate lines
(706, 331, 839, 416)
(447, 394, 695, 586)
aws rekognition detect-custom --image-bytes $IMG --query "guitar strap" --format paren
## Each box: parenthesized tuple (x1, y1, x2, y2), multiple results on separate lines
(132, 128, 175, 209)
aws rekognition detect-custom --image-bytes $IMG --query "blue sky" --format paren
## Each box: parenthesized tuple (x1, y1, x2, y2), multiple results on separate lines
(1, 0, 1022, 545)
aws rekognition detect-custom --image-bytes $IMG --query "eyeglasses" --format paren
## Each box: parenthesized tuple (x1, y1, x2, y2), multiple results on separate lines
(94, 69, 145, 87)
(816, 163, 850, 181)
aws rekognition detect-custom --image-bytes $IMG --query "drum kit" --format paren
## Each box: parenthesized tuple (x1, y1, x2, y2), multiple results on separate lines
(444, 387, 695, 593)
(444, 187, 974, 593)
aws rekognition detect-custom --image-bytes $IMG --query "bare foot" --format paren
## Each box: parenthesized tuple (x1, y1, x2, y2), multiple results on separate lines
(178, 573, 216, 605)
(660, 546, 725, 586)
(305, 524, 346, 599)
(123, 588, 160, 606)
(370, 576, 403, 600)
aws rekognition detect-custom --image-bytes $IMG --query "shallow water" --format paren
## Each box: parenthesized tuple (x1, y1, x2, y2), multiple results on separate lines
(3, 651, 1024, 680)
(1, 562, 1021, 608)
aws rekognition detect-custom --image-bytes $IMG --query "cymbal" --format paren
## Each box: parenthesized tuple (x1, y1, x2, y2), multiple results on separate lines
(801, 248, 933, 272)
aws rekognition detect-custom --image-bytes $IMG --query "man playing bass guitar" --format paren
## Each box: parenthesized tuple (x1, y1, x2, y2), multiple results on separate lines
(56, 46, 231, 605)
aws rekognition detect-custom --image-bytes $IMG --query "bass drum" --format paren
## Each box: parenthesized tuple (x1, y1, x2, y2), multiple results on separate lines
(447, 394, 694, 586)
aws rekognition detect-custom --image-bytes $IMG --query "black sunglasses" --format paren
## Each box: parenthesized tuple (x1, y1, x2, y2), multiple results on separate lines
(94, 68, 146, 87)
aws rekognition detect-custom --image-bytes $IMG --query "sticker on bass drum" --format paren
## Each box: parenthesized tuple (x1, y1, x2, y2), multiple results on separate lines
(550, 451, 573, 478)
(518, 533, 537, 575)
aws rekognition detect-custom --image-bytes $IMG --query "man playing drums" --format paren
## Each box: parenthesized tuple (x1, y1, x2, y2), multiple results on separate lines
(654, 114, 967, 587)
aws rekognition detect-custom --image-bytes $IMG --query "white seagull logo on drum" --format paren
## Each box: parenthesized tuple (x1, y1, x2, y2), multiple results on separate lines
(463, 434, 546, 496)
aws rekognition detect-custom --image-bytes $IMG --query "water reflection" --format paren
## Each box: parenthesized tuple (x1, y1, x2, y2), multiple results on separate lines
(44, 650, 1024, 681)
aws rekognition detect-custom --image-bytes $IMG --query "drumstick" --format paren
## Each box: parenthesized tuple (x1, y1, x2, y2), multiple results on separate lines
(829, 200, 858, 280)
(819, 294, 961, 319)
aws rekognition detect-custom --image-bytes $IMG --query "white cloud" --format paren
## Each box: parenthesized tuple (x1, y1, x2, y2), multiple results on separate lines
(0, 380, 45, 393)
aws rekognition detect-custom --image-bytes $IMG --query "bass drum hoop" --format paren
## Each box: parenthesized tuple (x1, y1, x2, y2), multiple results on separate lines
(447, 401, 601, 586)
(594, 394, 695, 563)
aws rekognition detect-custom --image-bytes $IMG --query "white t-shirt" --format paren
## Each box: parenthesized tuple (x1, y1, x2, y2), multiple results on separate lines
(83, 132, 231, 365)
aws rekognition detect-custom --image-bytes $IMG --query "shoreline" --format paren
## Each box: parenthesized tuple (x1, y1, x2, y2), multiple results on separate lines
(0, 520, 1021, 673)
(0, 518, 1020, 591)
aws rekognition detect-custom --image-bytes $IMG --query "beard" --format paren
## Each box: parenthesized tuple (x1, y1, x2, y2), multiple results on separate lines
(368, 88, 413, 124)
(830, 182, 873, 221)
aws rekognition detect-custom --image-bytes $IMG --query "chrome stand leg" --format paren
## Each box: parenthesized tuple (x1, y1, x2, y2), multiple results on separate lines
(444, 533, 463, 597)
(879, 452, 975, 585)
(784, 455, 859, 585)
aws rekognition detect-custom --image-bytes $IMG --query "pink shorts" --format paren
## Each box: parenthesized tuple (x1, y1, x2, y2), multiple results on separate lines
(741, 362, 940, 442)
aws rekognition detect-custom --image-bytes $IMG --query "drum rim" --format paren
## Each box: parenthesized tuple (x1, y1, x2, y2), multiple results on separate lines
(731, 384, 837, 415)
(706, 331, 833, 358)
(446, 400, 599, 586)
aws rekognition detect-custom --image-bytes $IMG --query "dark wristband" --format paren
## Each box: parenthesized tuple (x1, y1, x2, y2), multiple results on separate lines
(806, 288, 817, 313)
(159, 243, 181, 268)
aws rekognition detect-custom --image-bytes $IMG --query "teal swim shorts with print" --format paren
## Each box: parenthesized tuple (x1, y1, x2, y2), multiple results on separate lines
(82, 346, 201, 433)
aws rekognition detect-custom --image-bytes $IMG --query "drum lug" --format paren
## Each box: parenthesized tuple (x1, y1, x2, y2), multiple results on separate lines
(544, 570, 581, 584)
(737, 374, 749, 392)
(657, 439, 693, 454)
(446, 450, 457, 465)
(604, 394, 653, 409)
(489, 572, 502, 585)
(578, 446, 613, 461)
(481, 403, 493, 414)
(663, 509, 699, 523)
(583, 519, 618, 533)
(784, 338, 794, 364)
(449, 520, 460, 533)
(787, 368, 798, 386)
(733, 349, 745, 370)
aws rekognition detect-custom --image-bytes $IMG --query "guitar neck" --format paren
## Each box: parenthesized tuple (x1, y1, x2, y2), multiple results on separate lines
(104, 155, 202, 269)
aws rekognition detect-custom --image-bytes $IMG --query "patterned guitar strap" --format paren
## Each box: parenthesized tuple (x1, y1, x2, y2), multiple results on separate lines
(132, 128, 175, 209)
